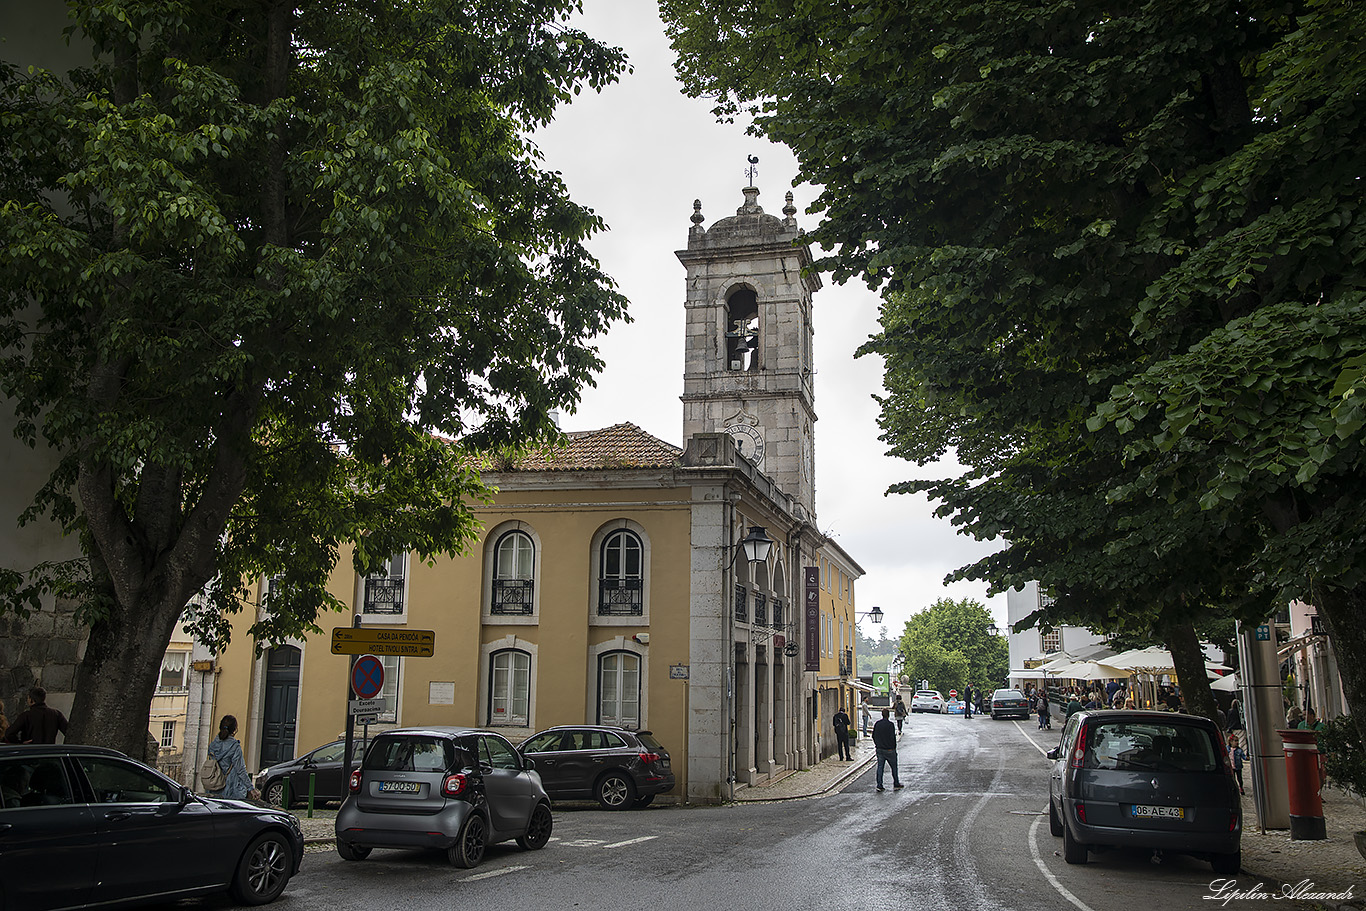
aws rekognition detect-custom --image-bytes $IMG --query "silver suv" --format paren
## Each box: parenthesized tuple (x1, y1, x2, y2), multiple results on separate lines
(335, 727, 553, 868)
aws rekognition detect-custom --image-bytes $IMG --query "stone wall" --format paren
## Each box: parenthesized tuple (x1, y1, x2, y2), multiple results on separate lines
(0, 600, 85, 728)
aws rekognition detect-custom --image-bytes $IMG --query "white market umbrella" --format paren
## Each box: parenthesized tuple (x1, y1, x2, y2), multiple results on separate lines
(1038, 654, 1079, 673)
(1051, 660, 1129, 681)
(1106, 646, 1177, 671)
(1211, 673, 1239, 692)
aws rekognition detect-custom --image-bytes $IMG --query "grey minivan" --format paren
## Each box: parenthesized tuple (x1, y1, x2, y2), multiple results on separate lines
(1046, 710, 1241, 873)
(335, 727, 553, 868)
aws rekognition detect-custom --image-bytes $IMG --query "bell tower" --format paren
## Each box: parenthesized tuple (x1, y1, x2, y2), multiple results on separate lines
(676, 185, 820, 512)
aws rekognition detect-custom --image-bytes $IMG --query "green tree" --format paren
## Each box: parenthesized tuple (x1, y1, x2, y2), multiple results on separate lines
(0, 0, 628, 758)
(897, 597, 1007, 694)
(660, 0, 1366, 742)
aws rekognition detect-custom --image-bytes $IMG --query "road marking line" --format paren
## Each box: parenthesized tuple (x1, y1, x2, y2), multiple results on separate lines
(1015, 719, 1053, 757)
(460, 865, 529, 882)
(1029, 816, 1098, 911)
(602, 835, 659, 848)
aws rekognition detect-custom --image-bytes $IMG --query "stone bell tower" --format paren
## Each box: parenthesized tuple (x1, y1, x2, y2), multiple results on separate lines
(676, 185, 820, 512)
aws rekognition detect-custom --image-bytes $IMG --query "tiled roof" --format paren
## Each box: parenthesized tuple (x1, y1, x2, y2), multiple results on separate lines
(509, 423, 682, 472)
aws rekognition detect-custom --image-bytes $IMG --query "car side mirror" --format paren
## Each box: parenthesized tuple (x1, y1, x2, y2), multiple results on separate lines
(1046, 747, 1059, 760)
(522, 756, 536, 770)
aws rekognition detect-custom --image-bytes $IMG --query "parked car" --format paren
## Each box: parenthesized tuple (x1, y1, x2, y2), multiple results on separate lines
(257, 738, 365, 808)
(990, 688, 1031, 720)
(1046, 710, 1241, 873)
(910, 690, 944, 713)
(335, 726, 552, 868)
(519, 725, 675, 809)
(944, 699, 965, 715)
(0, 743, 303, 909)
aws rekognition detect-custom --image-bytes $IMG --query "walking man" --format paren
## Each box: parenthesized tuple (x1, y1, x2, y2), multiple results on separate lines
(963, 684, 974, 718)
(833, 703, 852, 761)
(872, 709, 903, 791)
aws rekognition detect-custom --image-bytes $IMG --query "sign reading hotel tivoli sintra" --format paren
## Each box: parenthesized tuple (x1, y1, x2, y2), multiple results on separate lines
(805, 566, 820, 671)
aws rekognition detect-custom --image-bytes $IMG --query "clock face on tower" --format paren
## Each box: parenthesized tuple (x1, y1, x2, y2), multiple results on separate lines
(724, 422, 765, 470)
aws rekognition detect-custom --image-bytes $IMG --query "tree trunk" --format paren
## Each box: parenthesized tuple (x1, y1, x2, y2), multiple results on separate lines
(1306, 581, 1366, 761)
(67, 591, 186, 760)
(1163, 622, 1221, 728)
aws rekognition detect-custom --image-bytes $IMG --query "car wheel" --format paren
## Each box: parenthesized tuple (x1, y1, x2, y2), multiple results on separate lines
(264, 779, 289, 809)
(516, 802, 553, 850)
(337, 841, 371, 861)
(448, 813, 487, 868)
(231, 831, 294, 905)
(1048, 799, 1064, 837)
(595, 772, 636, 810)
(1210, 851, 1241, 875)
(632, 794, 655, 809)
(1062, 820, 1088, 865)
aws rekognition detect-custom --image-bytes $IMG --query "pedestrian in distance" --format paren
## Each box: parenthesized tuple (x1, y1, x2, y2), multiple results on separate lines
(833, 704, 852, 761)
(1065, 693, 1084, 720)
(872, 709, 902, 791)
(204, 714, 258, 801)
(1227, 731, 1246, 795)
(963, 684, 974, 718)
(1227, 697, 1244, 731)
(893, 694, 907, 733)
(3, 686, 69, 744)
(860, 700, 871, 735)
(1036, 693, 1052, 730)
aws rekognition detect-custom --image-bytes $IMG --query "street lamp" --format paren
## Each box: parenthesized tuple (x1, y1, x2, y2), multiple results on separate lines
(986, 622, 1000, 637)
(734, 525, 774, 565)
(854, 606, 884, 625)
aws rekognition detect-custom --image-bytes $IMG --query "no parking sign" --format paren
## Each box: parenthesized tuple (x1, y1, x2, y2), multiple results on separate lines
(351, 654, 384, 699)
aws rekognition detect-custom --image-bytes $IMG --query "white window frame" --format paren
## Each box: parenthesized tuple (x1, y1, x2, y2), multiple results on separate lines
(588, 636, 648, 730)
(377, 655, 401, 723)
(598, 651, 641, 729)
(589, 519, 651, 627)
(481, 522, 542, 626)
(488, 649, 531, 728)
(160, 720, 176, 748)
(359, 551, 409, 625)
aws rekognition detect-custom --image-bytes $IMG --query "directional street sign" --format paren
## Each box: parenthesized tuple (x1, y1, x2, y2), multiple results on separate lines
(351, 655, 384, 699)
(331, 627, 435, 657)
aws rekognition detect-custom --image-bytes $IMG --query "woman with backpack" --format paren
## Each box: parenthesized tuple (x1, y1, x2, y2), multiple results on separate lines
(203, 714, 257, 801)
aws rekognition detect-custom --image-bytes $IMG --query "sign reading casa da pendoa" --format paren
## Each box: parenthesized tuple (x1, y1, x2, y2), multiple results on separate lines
(331, 627, 436, 657)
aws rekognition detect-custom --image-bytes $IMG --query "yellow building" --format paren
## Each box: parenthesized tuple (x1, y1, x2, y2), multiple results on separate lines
(205, 184, 864, 803)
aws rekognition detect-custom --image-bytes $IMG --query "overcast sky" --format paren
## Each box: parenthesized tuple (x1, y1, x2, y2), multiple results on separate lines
(533, 1, 1008, 636)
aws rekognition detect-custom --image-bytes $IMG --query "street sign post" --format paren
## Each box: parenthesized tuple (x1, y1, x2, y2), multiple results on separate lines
(332, 627, 435, 657)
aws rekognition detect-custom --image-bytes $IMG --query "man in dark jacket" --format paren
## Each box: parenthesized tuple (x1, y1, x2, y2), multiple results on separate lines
(4, 686, 68, 744)
(833, 704, 852, 760)
(871, 709, 902, 791)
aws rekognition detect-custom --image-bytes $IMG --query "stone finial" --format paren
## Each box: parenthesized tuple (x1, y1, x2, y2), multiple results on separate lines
(737, 186, 763, 215)
(690, 199, 706, 236)
(783, 191, 797, 227)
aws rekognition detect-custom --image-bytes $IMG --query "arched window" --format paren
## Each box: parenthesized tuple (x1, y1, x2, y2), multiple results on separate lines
(489, 649, 531, 726)
(492, 531, 534, 615)
(598, 529, 643, 616)
(598, 651, 641, 729)
(725, 287, 759, 372)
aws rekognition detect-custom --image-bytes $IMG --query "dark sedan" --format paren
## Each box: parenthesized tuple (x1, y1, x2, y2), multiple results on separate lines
(990, 688, 1031, 719)
(1046, 710, 1241, 873)
(0, 743, 303, 910)
(257, 738, 364, 808)
(519, 725, 675, 809)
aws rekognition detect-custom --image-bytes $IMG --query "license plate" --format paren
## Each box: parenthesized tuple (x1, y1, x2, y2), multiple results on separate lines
(379, 781, 421, 793)
(1131, 804, 1184, 819)
(659, 759, 670, 769)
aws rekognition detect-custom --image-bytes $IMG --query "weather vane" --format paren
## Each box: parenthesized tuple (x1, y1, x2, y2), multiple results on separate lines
(745, 155, 759, 186)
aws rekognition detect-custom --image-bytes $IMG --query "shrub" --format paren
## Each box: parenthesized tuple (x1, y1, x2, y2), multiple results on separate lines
(1317, 716, 1366, 799)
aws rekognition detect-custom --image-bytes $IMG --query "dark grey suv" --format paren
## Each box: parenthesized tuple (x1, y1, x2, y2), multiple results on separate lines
(519, 726, 675, 809)
(335, 727, 553, 868)
(1046, 710, 1241, 873)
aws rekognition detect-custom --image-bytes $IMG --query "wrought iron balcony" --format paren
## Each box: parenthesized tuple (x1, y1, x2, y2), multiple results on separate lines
(491, 578, 534, 615)
(598, 578, 644, 616)
(771, 600, 785, 629)
(753, 592, 767, 627)
(363, 576, 405, 615)
(734, 584, 748, 623)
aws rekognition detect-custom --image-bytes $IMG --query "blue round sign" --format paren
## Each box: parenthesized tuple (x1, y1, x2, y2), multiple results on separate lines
(351, 654, 384, 699)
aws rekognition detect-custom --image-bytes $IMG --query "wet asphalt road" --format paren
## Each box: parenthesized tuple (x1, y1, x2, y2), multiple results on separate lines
(168, 713, 1240, 911)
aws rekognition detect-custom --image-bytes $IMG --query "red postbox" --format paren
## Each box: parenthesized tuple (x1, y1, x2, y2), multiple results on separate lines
(1277, 728, 1326, 840)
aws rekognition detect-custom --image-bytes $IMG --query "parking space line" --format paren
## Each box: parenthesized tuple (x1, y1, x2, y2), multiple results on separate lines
(602, 835, 659, 848)
(1028, 816, 1097, 911)
(460, 864, 530, 882)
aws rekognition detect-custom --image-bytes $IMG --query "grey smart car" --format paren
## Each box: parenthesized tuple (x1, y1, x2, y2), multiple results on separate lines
(334, 726, 553, 867)
(1046, 710, 1241, 873)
